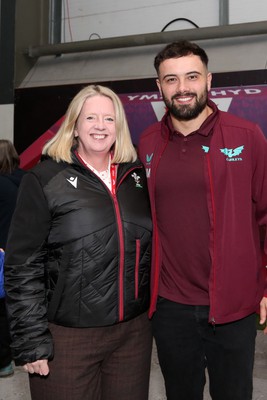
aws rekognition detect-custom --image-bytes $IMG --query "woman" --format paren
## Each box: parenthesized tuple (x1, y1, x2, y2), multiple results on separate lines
(4, 85, 152, 399)
(0, 140, 25, 377)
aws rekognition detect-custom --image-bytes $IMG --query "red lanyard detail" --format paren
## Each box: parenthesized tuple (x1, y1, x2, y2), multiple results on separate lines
(110, 163, 117, 195)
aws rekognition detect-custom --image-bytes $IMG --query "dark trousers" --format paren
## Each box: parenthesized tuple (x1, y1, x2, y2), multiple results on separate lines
(0, 298, 12, 368)
(152, 298, 256, 400)
(30, 312, 152, 400)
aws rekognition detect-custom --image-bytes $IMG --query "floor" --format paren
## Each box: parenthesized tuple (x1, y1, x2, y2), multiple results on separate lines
(0, 333, 266, 400)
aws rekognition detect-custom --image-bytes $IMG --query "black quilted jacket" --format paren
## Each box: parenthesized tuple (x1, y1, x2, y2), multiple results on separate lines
(4, 154, 152, 365)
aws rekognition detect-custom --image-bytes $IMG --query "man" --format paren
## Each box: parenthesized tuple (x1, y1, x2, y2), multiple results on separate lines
(138, 40, 267, 400)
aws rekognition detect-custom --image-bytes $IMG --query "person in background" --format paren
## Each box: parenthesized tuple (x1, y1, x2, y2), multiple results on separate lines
(138, 40, 267, 400)
(0, 140, 25, 377)
(4, 84, 152, 400)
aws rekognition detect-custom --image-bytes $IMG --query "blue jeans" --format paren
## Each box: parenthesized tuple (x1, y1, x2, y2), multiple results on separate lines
(152, 297, 256, 400)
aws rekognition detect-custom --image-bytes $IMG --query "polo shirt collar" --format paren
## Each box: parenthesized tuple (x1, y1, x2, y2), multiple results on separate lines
(162, 99, 219, 139)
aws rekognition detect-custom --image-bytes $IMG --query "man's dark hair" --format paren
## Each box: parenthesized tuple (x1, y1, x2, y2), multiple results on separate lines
(154, 40, 209, 74)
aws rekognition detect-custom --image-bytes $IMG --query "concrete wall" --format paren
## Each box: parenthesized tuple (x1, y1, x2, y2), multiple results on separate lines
(19, 0, 267, 88)
(19, 33, 267, 88)
(60, 0, 267, 42)
(2, 0, 267, 141)
(0, 105, 14, 141)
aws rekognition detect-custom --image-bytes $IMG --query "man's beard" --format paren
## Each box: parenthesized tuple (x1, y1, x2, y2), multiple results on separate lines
(163, 88, 209, 121)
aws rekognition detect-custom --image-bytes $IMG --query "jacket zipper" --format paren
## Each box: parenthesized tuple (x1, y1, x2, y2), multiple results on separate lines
(150, 139, 169, 316)
(206, 153, 217, 325)
(112, 193, 125, 321)
(114, 165, 143, 321)
(76, 157, 144, 321)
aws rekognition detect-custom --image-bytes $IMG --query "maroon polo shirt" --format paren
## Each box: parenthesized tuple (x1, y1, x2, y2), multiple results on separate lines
(156, 110, 218, 305)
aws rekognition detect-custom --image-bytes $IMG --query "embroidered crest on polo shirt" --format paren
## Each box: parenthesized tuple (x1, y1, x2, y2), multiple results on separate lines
(202, 145, 210, 153)
(66, 176, 78, 188)
(131, 172, 143, 188)
(220, 145, 244, 162)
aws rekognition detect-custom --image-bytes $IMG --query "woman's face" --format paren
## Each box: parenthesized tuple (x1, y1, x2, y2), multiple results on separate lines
(75, 95, 116, 159)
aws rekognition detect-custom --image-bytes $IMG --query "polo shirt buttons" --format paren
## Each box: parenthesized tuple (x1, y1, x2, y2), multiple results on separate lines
(182, 137, 188, 153)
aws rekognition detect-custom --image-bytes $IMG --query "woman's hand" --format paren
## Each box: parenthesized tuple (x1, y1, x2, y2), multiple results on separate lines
(259, 296, 267, 334)
(23, 359, 49, 376)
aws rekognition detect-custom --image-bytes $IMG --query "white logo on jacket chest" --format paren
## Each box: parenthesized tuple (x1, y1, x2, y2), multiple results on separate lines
(66, 176, 78, 188)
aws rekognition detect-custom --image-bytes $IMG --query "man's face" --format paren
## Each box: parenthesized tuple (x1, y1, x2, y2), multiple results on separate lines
(157, 54, 212, 121)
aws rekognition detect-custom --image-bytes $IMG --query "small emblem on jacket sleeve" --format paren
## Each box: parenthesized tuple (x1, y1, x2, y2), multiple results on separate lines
(66, 176, 78, 188)
(146, 153, 153, 164)
(131, 172, 143, 188)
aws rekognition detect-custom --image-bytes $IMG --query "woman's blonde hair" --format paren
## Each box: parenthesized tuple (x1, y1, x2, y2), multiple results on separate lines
(42, 85, 137, 163)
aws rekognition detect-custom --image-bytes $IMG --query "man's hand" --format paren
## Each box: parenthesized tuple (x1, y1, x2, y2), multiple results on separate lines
(23, 359, 49, 376)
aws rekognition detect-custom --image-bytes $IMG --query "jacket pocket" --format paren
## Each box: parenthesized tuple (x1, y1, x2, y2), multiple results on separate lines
(135, 239, 141, 299)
